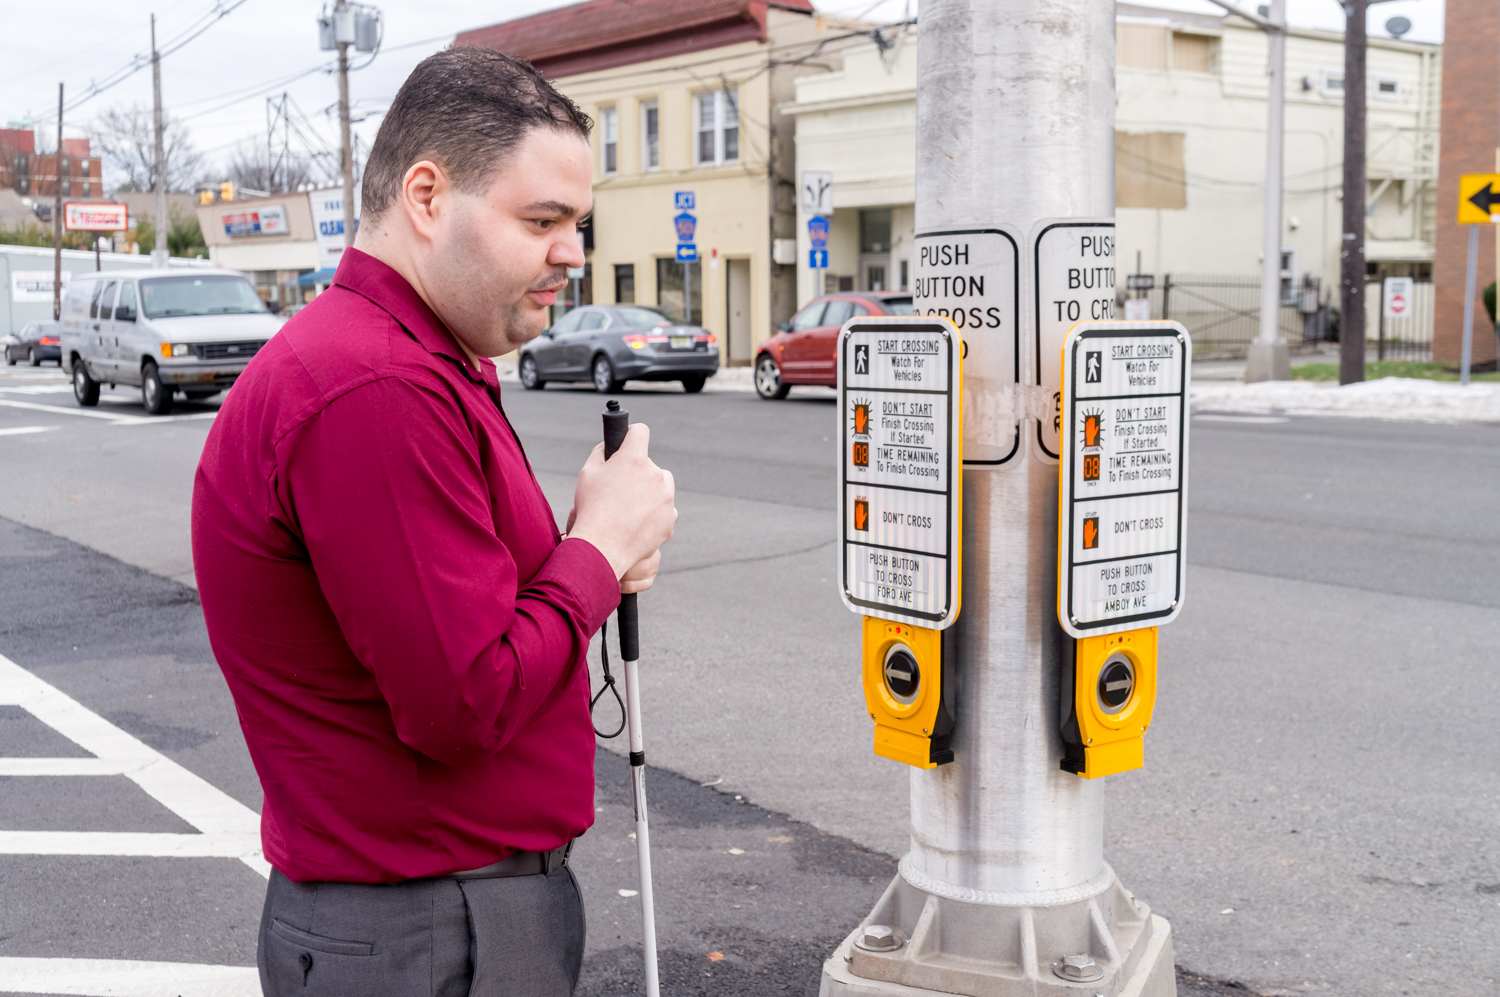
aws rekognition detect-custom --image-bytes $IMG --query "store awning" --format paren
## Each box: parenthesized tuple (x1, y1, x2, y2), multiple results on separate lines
(296, 268, 339, 287)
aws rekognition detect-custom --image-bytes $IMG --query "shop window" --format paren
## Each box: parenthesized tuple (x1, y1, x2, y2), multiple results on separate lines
(615, 263, 636, 304)
(656, 257, 702, 324)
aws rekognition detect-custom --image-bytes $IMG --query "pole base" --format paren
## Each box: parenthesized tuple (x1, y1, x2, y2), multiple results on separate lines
(819, 869, 1174, 997)
(1242, 340, 1291, 382)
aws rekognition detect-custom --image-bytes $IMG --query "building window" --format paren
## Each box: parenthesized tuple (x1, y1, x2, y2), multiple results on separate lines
(1115, 132, 1186, 210)
(1374, 76, 1401, 100)
(1171, 32, 1213, 73)
(657, 257, 702, 324)
(615, 263, 636, 304)
(1320, 69, 1344, 98)
(641, 100, 659, 171)
(860, 209, 892, 253)
(600, 106, 618, 175)
(1117, 24, 1168, 69)
(81, 160, 90, 176)
(900, 259, 910, 291)
(694, 89, 739, 167)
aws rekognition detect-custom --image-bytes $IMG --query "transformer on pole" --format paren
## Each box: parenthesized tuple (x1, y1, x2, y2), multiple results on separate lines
(821, 3, 1177, 994)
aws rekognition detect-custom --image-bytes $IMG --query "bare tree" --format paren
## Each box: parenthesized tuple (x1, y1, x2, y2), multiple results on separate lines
(90, 105, 204, 193)
(225, 139, 314, 194)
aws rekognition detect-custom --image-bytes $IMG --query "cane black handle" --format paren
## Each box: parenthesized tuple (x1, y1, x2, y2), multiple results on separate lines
(601, 400, 640, 660)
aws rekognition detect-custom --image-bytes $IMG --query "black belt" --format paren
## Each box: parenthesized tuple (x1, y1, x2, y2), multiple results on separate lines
(443, 841, 573, 881)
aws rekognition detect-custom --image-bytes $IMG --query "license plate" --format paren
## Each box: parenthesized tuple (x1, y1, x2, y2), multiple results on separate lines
(670, 336, 692, 349)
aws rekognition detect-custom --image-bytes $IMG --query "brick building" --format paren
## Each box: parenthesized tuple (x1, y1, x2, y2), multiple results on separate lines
(1432, 0, 1498, 367)
(0, 129, 105, 204)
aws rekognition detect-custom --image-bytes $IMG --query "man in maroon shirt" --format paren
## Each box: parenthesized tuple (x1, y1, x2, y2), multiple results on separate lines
(192, 48, 675, 996)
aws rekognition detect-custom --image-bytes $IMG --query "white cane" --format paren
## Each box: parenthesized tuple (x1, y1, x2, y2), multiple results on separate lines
(602, 400, 661, 997)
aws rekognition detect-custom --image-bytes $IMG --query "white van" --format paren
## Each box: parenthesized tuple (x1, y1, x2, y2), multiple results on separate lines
(60, 269, 282, 415)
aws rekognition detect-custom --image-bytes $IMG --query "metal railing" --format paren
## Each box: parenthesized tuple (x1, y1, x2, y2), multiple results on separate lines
(1141, 274, 1328, 357)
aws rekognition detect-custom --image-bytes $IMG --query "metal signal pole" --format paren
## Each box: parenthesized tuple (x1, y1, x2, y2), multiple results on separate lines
(151, 14, 169, 267)
(1339, 0, 1369, 384)
(822, 2, 1173, 992)
(53, 83, 63, 320)
(337, 0, 356, 248)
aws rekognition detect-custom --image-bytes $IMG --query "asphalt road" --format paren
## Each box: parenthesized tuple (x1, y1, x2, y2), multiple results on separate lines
(0, 364, 1496, 997)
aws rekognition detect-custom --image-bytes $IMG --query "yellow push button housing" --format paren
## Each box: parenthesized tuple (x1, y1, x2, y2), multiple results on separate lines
(863, 616, 955, 769)
(1060, 627, 1157, 778)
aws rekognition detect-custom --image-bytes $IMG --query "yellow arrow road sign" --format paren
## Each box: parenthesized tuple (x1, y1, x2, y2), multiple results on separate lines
(1457, 173, 1500, 224)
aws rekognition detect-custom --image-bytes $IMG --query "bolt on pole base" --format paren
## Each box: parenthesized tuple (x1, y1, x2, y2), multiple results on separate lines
(819, 867, 1174, 997)
(1243, 339, 1291, 382)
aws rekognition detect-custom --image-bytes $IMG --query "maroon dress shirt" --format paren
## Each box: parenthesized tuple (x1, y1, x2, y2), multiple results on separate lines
(193, 248, 617, 883)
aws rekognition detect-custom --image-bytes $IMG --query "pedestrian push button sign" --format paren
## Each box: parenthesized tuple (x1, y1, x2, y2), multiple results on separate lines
(839, 317, 962, 630)
(1057, 321, 1190, 638)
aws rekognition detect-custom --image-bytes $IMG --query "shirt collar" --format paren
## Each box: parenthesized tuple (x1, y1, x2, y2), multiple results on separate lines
(332, 246, 492, 386)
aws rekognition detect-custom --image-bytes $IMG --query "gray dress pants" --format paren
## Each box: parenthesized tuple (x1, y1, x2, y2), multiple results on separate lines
(257, 866, 586, 997)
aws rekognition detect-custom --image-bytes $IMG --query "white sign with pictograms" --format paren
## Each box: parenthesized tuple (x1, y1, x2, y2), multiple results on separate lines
(1057, 321, 1190, 638)
(1033, 220, 1116, 461)
(839, 317, 962, 629)
(913, 228, 1019, 466)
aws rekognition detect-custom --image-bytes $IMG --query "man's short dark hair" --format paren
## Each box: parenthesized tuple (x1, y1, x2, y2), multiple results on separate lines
(361, 46, 592, 220)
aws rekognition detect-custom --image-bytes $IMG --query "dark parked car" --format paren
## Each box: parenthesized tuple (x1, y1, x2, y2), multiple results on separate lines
(519, 305, 719, 393)
(5, 321, 62, 366)
(754, 292, 913, 399)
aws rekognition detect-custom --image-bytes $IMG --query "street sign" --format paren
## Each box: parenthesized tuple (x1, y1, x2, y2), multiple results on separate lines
(1456, 174, 1500, 224)
(801, 170, 833, 215)
(807, 215, 829, 249)
(1057, 321, 1190, 638)
(839, 316, 963, 629)
(1383, 276, 1414, 319)
(674, 191, 695, 211)
(676, 244, 698, 263)
(809, 249, 829, 269)
(62, 202, 127, 232)
(913, 228, 1020, 466)
(1033, 219, 1116, 460)
(674, 211, 696, 244)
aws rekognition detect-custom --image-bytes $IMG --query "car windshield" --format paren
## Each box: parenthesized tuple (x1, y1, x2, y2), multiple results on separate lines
(883, 298, 915, 316)
(140, 276, 267, 318)
(614, 306, 671, 328)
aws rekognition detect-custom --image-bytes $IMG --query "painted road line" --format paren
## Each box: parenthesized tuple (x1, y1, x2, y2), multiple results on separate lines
(0, 399, 215, 426)
(0, 653, 269, 878)
(1193, 413, 1288, 424)
(0, 385, 74, 395)
(0, 830, 262, 858)
(0, 426, 57, 437)
(0, 956, 257, 997)
(0, 758, 132, 776)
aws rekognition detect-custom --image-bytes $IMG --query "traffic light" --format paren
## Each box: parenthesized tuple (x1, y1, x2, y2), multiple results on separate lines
(199, 190, 214, 205)
(220, 182, 235, 202)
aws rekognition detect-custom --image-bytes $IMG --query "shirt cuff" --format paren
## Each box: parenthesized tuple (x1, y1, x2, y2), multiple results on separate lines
(542, 537, 620, 632)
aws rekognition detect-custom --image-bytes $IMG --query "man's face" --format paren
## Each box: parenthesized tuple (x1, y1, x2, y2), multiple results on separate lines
(424, 127, 591, 358)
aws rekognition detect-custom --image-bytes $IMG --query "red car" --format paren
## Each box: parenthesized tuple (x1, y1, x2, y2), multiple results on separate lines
(754, 292, 913, 399)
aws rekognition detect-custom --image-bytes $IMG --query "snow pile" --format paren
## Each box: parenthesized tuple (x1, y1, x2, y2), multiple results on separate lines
(1191, 377, 1500, 423)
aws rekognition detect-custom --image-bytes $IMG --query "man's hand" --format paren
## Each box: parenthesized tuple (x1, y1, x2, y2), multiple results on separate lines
(566, 424, 676, 591)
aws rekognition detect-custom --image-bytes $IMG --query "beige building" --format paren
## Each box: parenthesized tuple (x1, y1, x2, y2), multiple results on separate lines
(786, 6, 1442, 347)
(458, 0, 881, 365)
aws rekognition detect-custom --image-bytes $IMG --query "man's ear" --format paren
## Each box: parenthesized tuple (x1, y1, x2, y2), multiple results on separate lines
(400, 159, 447, 243)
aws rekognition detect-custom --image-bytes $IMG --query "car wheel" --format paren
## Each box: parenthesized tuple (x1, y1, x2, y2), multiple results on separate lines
(141, 362, 174, 415)
(755, 354, 790, 400)
(72, 360, 100, 407)
(592, 355, 623, 394)
(519, 354, 545, 390)
(5, 351, 14, 366)
(680, 374, 707, 394)
(28, 348, 40, 367)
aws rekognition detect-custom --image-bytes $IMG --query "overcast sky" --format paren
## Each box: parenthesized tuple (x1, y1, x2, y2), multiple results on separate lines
(0, 0, 1443, 192)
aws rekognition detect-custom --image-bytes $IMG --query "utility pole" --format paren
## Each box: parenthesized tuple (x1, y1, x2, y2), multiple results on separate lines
(151, 13, 169, 268)
(53, 83, 63, 321)
(336, 0, 356, 248)
(1339, 0, 1369, 384)
(1246, 0, 1291, 380)
(822, 2, 1173, 993)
